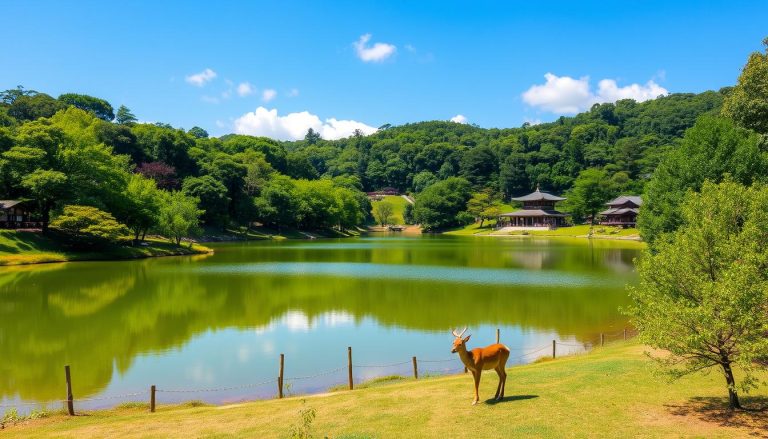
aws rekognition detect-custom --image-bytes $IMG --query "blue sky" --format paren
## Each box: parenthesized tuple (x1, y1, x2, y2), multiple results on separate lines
(2, 0, 766, 139)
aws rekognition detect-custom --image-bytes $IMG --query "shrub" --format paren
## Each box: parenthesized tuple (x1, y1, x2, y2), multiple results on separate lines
(50, 205, 129, 248)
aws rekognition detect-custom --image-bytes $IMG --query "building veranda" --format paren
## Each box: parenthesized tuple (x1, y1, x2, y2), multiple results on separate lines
(497, 187, 569, 229)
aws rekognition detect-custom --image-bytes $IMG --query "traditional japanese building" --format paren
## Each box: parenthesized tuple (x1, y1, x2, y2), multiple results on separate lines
(0, 200, 37, 229)
(599, 195, 642, 227)
(498, 186, 569, 228)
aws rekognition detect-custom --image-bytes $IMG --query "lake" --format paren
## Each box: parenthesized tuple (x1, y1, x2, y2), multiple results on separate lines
(0, 235, 642, 411)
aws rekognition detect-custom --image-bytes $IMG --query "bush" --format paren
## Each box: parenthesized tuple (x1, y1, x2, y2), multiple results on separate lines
(50, 205, 129, 248)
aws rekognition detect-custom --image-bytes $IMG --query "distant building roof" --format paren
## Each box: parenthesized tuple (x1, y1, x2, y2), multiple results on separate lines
(606, 195, 642, 207)
(511, 186, 566, 202)
(0, 200, 23, 209)
(600, 207, 640, 216)
(500, 209, 568, 218)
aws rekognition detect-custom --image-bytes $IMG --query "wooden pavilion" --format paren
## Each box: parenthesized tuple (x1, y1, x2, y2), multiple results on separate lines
(599, 195, 642, 227)
(498, 186, 569, 229)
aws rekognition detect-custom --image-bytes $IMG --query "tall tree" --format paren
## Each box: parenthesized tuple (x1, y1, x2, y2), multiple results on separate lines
(638, 116, 766, 245)
(372, 200, 394, 226)
(116, 105, 138, 125)
(565, 168, 614, 224)
(722, 37, 768, 134)
(58, 93, 115, 121)
(628, 180, 768, 409)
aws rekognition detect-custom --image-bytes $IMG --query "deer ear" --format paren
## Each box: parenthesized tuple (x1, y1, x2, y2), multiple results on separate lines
(463, 335, 471, 343)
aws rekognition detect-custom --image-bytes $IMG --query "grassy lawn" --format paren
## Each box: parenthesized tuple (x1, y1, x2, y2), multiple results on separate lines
(446, 222, 642, 241)
(370, 195, 409, 225)
(0, 230, 211, 266)
(5, 341, 766, 438)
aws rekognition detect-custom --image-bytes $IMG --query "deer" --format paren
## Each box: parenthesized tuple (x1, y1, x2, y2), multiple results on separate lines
(451, 327, 510, 405)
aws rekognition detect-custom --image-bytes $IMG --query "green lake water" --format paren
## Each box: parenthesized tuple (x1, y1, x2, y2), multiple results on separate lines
(0, 235, 642, 411)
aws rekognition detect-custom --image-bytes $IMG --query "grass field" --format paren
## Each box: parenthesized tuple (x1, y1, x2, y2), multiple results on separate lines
(5, 341, 766, 438)
(370, 195, 410, 225)
(446, 222, 642, 241)
(0, 230, 211, 266)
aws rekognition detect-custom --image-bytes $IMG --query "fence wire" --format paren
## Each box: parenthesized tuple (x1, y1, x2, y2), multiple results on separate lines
(2, 328, 637, 412)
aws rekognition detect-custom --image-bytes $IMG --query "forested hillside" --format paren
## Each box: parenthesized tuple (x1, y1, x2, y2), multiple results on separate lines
(0, 58, 762, 240)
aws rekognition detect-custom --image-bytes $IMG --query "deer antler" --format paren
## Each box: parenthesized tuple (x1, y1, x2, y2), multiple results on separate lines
(451, 328, 459, 337)
(457, 326, 467, 338)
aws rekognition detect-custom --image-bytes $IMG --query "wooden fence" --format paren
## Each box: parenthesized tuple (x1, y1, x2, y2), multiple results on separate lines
(1, 328, 637, 415)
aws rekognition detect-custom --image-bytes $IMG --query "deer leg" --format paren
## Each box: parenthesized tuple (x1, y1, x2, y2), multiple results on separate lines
(500, 369, 507, 398)
(471, 371, 481, 405)
(493, 368, 504, 401)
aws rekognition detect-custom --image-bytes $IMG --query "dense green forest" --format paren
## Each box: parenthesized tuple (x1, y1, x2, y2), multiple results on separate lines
(1, 40, 766, 244)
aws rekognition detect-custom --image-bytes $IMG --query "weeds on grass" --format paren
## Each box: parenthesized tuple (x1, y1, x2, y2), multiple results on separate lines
(287, 399, 316, 439)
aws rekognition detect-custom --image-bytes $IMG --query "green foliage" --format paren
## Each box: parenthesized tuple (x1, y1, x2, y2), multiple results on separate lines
(182, 175, 229, 227)
(638, 116, 767, 245)
(116, 105, 138, 125)
(288, 400, 317, 439)
(628, 180, 768, 409)
(466, 189, 503, 227)
(58, 93, 115, 121)
(122, 174, 161, 241)
(413, 177, 472, 230)
(50, 205, 129, 246)
(722, 40, 768, 134)
(564, 168, 615, 224)
(158, 191, 203, 245)
(187, 126, 209, 139)
(21, 169, 68, 225)
(7, 93, 65, 121)
(372, 200, 394, 226)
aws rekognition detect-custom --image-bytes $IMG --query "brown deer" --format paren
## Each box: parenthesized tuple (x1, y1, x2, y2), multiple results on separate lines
(451, 327, 510, 405)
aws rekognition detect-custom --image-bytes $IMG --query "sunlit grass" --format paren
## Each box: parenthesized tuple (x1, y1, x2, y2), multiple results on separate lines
(6, 341, 766, 438)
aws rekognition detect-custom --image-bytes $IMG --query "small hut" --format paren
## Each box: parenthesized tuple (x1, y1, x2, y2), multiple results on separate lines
(0, 200, 38, 229)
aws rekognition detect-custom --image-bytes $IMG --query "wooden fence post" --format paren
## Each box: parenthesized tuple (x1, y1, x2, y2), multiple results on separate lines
(347, 347, 353, 390)
(64, 365, 74, 416)
(278, 353, 285, 399)
(150, 385, 156, 413)
(496, 328, 500, 344)
(552, 340, 556, 359)
(623, 328, 627, 341)
(412, 356, 418, 379)
(600, 333, 605, 347)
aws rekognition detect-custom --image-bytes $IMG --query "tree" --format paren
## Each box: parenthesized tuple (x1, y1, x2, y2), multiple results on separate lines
(412, 177, 472, 230)
(157, 191, 203, 245)
(565, 168, 614, 224)
(254, 175, 297, 229)
(122, 174, 161, 242)
(116, 105, 138, 125)
(7, 93, 65, 121)
(722, 38, 768, 134)
(20, 169, 68, 231)
(58, 93, 114, 121)
(372, 201, 394, 226)
(466, 189, 502, 228)
(182, 176, 229, 227)
(187, 126, 209, 138)
(627, 180, 768, 409)
(304, 128, 321, 145)
(136, 162, 178, 190)
(638, 116, 766, 245)
(50, 205, 129, 246)
(411, 171, 437, 193)
(460, 145, 498, 187)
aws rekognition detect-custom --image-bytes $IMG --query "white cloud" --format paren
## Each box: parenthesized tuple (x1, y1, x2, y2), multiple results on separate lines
(185, 68, 217, 87)
(237, 82, 255, 97)
(262, 88, 277, 102)
(287, 88, 300, 98)
(353, 33, 396, 62)
(233, 106, 377, 141)
(450, 114, 468, 124)
(522, 72, 668, 114)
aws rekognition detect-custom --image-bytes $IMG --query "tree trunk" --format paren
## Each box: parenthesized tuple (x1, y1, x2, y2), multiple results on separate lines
(479, 218, 485, 228)
(722, 361, 742, 409)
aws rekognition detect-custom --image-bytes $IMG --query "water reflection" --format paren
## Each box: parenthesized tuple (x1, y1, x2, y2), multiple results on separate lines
(0, 236, 640, 405)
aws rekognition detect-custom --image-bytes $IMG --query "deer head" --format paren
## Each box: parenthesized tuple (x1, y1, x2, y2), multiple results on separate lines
(451, 327, 471, 353)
